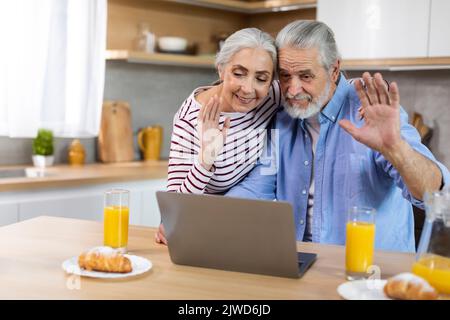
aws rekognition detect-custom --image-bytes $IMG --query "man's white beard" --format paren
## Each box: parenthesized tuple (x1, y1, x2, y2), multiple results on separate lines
(283, 79, 331, 120)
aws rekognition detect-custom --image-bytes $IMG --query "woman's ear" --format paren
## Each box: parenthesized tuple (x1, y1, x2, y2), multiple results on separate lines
(218, 66, 224, 82)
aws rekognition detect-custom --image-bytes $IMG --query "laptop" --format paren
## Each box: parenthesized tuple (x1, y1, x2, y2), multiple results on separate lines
(156, 191, 317, 279)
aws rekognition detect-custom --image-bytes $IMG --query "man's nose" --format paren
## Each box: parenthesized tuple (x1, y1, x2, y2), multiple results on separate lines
(287, 77, 303, 97)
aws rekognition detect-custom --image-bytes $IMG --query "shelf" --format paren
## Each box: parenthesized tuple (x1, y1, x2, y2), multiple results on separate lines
(165, 0, 316, 14)
(107, 51, 450, 71)
(342, 57, 450, 71)
(106, 50, 216, 68)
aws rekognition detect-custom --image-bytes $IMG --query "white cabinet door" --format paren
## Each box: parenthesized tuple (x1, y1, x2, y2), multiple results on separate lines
(429, 0, 450, 56)
(140, 179, 166, 227)
(19, 194, 104, 222)
(0, 203, 19, 226)
(317, 0, 430, 59)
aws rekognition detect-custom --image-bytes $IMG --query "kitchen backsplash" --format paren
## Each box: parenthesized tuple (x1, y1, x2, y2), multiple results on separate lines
(0, 64, 449, 170)
(345, 69, 450, 169)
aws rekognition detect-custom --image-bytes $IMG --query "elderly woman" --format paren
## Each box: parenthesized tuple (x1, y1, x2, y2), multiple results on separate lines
(156, 28, 282, 243)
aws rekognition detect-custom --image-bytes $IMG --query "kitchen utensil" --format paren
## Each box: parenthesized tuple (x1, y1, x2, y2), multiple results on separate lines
(137, 126, 163, 161)
(157, 36, 188, 52)
(337, 280, 389, 300)
(62, 255, 152, 279)
(412, 112, 433, 144)
(98, 101, 135, 163)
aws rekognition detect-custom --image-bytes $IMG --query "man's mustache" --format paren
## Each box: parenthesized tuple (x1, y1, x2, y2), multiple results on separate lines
(285, 92, 313, 103)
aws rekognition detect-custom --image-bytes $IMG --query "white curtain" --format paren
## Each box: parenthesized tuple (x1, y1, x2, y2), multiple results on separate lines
(0, 0, 107, 138)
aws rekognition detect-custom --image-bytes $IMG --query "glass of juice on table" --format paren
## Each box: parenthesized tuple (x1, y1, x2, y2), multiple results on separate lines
(104, 189, 130, 253)
(413, 190, 450, 295)
(345, 206, 376, 281)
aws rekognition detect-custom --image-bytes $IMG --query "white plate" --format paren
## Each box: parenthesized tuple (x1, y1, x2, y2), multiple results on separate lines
(337, 280, 390, 300)
(62, 254, 152, 279)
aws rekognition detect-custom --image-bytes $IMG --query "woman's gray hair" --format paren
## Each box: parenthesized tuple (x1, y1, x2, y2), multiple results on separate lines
(275, 20, 341, 71)
(215, 28, 277, 73)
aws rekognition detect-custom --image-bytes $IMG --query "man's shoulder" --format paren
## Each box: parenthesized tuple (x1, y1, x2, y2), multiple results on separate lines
(344, 78, 362, 107)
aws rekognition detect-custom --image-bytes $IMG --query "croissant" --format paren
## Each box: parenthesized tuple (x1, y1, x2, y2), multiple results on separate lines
(78, 247, 132, 273)
(384, 273, 438, 300)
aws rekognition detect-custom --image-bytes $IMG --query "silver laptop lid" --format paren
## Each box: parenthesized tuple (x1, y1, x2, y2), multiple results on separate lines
(156, 191, 301, 278)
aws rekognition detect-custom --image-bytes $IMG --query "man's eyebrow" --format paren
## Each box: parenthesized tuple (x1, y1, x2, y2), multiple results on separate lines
(278, 68, 314, 75)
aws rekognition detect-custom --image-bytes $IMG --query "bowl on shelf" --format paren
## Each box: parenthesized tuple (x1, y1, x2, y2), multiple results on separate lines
(157, 37, 188, 53)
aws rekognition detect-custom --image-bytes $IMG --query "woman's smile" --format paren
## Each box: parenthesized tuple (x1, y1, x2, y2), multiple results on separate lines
(233, 93, 256, 105)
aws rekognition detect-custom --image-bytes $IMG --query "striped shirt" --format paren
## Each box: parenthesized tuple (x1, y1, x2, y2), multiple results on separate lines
(167, 81, 282, 194)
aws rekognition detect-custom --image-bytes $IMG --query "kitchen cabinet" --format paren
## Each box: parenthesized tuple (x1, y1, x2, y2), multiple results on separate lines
(0, 179, 167, 228)
(19, 194, 104, 222)
(317, 0, 450, 70)
(141, 184, 165, 227)
(0, 203, 18, 226)
(317, 0, 430, 60)
(429, 0, 450, 57)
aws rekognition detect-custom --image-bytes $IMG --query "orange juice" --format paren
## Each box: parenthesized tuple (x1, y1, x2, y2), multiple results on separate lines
(345, 221, 376, 273)
(412, 254, 450, 295)
(104, 205, 129, 249)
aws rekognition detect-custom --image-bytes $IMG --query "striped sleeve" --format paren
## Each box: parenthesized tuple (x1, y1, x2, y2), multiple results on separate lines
(167, 100, 214, 194)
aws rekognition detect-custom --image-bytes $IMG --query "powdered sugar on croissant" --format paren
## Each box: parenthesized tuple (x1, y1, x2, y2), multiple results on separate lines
(78, 246, 132, 273)
(384, 272, 438, 300)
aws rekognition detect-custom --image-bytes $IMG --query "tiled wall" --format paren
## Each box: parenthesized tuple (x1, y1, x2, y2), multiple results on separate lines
(103, 61, 217, 160)
(0, 64, 448, 171)
(345, 69, 450, 169)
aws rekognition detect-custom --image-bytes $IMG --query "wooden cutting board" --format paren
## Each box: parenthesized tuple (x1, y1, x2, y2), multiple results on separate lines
(98, 101, 135, 163)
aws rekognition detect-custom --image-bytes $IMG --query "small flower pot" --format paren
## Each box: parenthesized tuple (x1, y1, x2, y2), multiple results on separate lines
(32, 155, 54, 168)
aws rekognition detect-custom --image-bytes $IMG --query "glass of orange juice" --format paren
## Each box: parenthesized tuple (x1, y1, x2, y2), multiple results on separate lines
(345, 206, 376, 280)
(104, 189, 130, 253)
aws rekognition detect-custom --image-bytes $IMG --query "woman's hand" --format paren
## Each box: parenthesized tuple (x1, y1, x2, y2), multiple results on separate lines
(197, 95, 231, 171)
(155, 223, 167, 245)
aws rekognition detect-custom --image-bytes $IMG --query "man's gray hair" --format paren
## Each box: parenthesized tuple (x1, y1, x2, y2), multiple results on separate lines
(275, 20, 341, 71)
(215, 28, 277, 73)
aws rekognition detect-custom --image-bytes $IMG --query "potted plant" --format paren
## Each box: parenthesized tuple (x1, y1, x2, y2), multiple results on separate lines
(32, 129, 54, 168)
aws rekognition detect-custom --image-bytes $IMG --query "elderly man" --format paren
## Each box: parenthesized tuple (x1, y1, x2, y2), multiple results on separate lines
(226, 20, 450, 252)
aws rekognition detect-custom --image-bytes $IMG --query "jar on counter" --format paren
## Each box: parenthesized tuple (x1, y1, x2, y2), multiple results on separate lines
(68, 139, 86, 166)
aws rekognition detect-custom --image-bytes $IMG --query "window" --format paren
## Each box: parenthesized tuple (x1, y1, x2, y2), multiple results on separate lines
(0, 0, 107, 137)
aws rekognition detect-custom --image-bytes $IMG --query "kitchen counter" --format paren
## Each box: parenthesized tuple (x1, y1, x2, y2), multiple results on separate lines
(0, 161, 168, 192)
(0, 216, 422, 300)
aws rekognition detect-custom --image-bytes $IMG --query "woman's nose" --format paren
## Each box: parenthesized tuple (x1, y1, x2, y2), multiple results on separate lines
(240, 78, 254, 94)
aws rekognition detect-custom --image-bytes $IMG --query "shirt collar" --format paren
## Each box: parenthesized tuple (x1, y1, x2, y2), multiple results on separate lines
(319, 73, 350, 123)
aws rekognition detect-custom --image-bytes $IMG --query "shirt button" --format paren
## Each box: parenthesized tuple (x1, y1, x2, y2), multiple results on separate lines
(304, 160, 309, 166)
(300, 220, 305, 225)
(302, 189, 307, 195)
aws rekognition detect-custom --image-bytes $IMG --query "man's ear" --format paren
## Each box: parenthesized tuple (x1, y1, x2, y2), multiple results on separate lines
(330, 60, 340, 82)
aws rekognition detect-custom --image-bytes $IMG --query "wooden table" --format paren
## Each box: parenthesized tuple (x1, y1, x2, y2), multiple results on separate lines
(0, 216, 416, 300)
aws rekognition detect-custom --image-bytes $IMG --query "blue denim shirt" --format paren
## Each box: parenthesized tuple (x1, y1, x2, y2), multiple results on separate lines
(226, 74, 450, 253)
